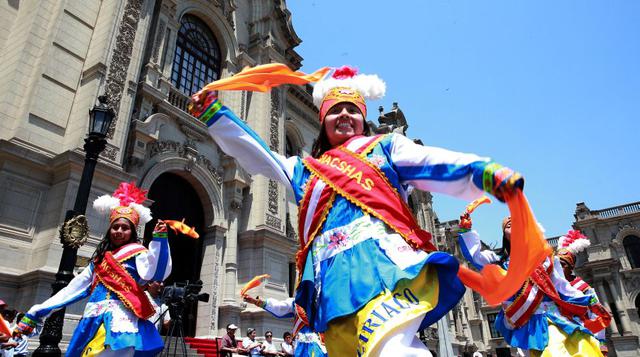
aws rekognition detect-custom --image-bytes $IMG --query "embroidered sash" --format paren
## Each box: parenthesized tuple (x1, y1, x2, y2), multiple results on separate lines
(301, 136, 436, 254)
(504, 260, 550, 327)
(528, 261, 589, 320)
(570, 278, 612, 333)
(93, 244, 155, 319)
(570, 277, 590, 293)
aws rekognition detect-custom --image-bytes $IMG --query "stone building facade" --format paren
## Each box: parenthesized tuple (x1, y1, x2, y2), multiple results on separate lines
(0, 0, 442, 348)
(573, 200, 640, 356)
(0, 0, 319, 343)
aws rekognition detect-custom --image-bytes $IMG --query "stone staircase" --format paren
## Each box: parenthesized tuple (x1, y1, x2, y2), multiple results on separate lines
(162, 336, 215, 356)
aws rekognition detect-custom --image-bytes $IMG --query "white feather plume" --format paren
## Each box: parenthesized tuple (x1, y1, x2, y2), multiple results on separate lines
(559, 235, 591, 254)
(93, 195, 120, 214)
(130, 203, 152, 226)
(312, 74, 386, 108)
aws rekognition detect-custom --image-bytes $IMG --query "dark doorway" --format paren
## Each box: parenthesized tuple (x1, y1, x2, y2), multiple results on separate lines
(145, 172, 205, 337)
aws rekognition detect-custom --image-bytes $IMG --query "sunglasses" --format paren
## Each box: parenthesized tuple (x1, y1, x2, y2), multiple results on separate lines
(266, 335, 273, 337)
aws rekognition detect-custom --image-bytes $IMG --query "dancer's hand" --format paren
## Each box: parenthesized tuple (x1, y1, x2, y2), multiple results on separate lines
(243, 295, 265, 308)
(459, 213, 472, 231)
(153, 220, 167, 234)
(493, 168, 524, 203)
(13, 315, 37, 337)
(188, 90, 218, 118)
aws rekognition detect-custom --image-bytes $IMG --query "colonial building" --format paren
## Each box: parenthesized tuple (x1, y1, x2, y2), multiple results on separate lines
(0, 0, 321, 344)
(0, 0, 442, 349)
(573, 200, 640, 356)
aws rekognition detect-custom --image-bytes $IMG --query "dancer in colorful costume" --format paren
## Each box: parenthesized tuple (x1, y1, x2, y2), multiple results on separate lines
(243, 295, 327, 357)
(557, 230, 612, 355)
(189, 63, 533, 356)
(15, 182, 172, 356)
(458, 212, 603, 356)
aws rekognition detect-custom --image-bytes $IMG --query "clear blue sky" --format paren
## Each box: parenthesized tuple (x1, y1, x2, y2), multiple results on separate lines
(288, 0, 640, 246)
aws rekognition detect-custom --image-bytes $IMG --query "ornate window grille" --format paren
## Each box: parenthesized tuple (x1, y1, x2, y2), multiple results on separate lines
(171, 14, 221, 95)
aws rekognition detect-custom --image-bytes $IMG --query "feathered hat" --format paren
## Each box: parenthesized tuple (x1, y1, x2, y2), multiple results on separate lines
(93, 182, 152, 227)
(312, 65, 386, 122)
(556, 230, 590, 268)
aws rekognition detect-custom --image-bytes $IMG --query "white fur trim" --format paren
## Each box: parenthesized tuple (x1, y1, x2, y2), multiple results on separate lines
(312, 74, 386, 107)
(93, 195, 120, 214)
(130, 203, 152, 226)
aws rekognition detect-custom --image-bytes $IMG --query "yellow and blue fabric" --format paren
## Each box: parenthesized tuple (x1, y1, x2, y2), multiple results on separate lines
(459, 230, 602, 355)
(531, 321, 602, 357)
(25, 233, 171, 357)
(197, 96, 517, 355)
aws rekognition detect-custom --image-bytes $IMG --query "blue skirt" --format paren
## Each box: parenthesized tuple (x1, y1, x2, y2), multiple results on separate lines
(66, 313, 163, 357)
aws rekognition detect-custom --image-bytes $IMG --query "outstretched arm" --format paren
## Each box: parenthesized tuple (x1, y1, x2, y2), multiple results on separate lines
(193, 92, 299, 189)
(388, 134, 523, 201)
(244, 295, 295, 319)
(25, 264, 94, 324)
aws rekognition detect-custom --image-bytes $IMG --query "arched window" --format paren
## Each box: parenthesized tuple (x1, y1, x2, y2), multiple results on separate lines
(285, 136, 296, 157)
(171, 14, 221, 95)
(624, 235, 640, 268)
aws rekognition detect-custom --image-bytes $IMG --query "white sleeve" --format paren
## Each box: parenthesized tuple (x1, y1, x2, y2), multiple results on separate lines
(264, 297, 295, 318)
(458, 230, 501, 269)
(550, 256, 586, 298)
(27, 264, 94, 321)
(136, 235, 172, 281)
(389, 134, 489, 201)
(205, 104, 299, 188)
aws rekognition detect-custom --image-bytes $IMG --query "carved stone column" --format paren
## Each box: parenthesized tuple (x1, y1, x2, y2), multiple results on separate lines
(195, 224, 226, 337)
(610, 275, 634, 335)
(222, 199, 241, 304)
(596, 280, 620, 336)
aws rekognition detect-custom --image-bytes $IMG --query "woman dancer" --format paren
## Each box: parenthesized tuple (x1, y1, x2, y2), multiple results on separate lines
(190, 65, 523, 356)
(15, 182, 172, 356)
(557, 230, 611, 355)
(458, 213, 602, 356)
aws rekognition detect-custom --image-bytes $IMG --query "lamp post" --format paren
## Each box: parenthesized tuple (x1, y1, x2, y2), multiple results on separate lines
(33, 96, 115, 356)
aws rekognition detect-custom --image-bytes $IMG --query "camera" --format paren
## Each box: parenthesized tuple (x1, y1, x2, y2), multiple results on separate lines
(162, 280, 210, 305)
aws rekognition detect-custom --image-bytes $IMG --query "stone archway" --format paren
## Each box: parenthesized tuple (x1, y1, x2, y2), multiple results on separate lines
(145, 172, 206, 337)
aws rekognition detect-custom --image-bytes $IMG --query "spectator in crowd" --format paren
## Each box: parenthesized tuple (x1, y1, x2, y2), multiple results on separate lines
(145, 281, 170, 333)
(0, 301, 10, 344)
(280, 332, 294, 357)
(242, 328, 263, 357)
(261, 331, 282, 356)
(2, 313, 35, 357)
(220, 323, 242, 357)
(0, 310, 18, 357)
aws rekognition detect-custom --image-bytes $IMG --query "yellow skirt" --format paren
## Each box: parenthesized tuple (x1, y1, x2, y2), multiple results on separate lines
(531, 322, 603, 357)
(324, 264, 439, 357)
(81, 323, 107, 356)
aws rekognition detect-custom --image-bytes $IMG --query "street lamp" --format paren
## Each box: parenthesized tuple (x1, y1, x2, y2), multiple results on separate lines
(33, 96, 115, 356)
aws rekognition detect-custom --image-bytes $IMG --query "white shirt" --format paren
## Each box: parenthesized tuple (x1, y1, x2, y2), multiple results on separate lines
(146, 292, 170, 331)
